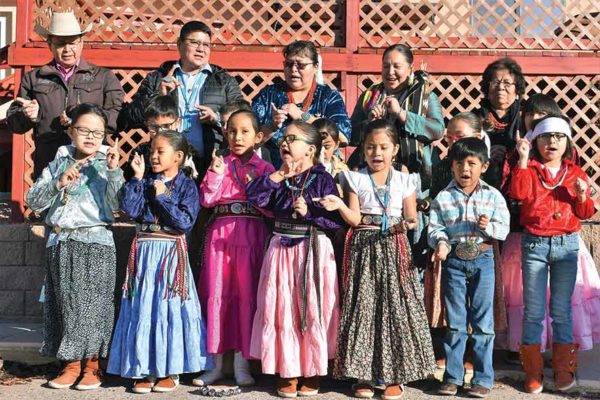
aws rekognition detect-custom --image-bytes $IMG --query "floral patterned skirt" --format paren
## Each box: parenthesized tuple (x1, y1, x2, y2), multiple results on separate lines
(334, 228, 435, 384)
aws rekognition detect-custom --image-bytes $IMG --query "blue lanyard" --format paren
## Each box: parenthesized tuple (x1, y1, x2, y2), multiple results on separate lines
(229, 158, 256, 192)
(369, 170, 392, 233)
(176, 68, 206, 131)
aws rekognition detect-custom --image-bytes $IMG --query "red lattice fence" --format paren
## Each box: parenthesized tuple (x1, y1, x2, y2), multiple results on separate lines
(9, 0, 600, 220)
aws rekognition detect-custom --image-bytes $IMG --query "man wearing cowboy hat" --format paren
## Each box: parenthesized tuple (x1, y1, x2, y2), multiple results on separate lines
(7, 10, 124, 179)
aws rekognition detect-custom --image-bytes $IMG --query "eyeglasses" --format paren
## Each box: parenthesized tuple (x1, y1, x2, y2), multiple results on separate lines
(283, 61, 315, 70)
(183, 39, 212, 49)
(277, 135, 312, 146)
(489, 79, 516, 89)
(72, 126, 105, 139)
(50, 38, 83, 48)
(538, 133, 568, 141)
(147, 119, 177, 133)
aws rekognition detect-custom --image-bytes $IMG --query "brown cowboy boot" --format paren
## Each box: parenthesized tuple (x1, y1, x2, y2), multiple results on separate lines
(519, 344, 544, 394)
(552, 343, 578, 391)
(75, 357, 102, 390)
(48, 360, 81, 389)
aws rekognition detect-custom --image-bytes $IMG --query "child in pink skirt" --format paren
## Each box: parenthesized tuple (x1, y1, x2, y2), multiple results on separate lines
(246, 121, 342, 398)
(194, 110, 275, 387)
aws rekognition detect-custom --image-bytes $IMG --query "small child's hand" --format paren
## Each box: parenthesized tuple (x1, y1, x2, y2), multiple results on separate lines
(477, 214, 489, 231)
(107, 138, 120, 170)
(515, 132, 530, 166)
(57, 160, 83, 189)
(131, 152, 145, 180)
(315, 195, 344, 211)
(209, 149, 225, 175)
(294, 197, 308, 217)
(154, 180, 167, 196)
(433, 242, 450, 263)
(574, 177, 588, 199)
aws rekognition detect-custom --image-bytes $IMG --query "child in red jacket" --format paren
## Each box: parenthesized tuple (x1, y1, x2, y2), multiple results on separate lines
(510, 116, 595, 394)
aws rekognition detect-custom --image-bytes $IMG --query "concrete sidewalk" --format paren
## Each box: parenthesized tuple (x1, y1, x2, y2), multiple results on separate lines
(1, 320, 599, 392)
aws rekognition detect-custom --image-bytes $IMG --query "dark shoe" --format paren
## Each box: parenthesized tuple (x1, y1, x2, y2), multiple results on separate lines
(505, 351, 521, 365)
(469, 384, 491, 398)
(437, 382, 458, 396)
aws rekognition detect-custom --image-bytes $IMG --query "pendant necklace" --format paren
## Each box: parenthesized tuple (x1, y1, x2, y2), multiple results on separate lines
(536, 166, 569, 220)
(455, 189, 481, 260)
(369, 169, 392, 233)
(285, 169, 316, 219)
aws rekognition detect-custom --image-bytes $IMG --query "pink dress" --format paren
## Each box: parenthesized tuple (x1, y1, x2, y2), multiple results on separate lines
(498, 232, 600, 351)
(199, 153, 274, 358)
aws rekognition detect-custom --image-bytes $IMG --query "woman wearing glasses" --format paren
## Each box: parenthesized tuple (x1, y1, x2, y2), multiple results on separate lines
(252, 40, 352, 168)
(473, 57, 527, 190)
(120, 20, 243, 178)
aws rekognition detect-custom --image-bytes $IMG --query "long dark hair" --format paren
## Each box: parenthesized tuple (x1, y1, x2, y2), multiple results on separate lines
(152, 130, 194, 176)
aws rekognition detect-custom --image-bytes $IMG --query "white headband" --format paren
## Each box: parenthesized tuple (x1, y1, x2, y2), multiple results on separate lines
(525, 117, 571, 142)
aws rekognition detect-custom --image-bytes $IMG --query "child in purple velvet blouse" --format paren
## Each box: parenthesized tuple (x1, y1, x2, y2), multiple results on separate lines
(246, 121, 342, 398)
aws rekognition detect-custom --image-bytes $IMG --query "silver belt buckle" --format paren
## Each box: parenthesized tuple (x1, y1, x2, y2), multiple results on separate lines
(455, 240, 480, 260)
(230, 203, 243, 214)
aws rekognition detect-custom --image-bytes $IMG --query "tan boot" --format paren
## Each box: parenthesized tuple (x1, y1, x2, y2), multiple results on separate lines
(519, 344, 544, 394)
(75, 357, 102, 390)
(48, 360, 81, 389)
(552, 343, 578, 391)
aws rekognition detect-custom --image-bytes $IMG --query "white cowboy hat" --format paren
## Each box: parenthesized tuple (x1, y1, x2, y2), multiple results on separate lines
(34, 11, 92, 39)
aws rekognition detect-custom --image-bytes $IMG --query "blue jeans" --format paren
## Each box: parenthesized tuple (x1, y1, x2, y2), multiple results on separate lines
(442, 249, 495, 389)
(521, 232, 579, 345)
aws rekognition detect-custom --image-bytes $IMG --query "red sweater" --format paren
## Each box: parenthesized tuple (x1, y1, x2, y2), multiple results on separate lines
(509, 159, 595, 236)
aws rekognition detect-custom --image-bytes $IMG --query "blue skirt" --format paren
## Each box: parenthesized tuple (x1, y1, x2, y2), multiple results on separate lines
(108, 233, 212, 378)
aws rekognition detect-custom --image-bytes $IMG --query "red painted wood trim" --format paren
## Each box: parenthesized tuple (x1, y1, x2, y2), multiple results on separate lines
(15, 0, 32, 48)
(345, 0, 360, 54)
(11, 47, 600, 75)
(10, 67, 25, 222)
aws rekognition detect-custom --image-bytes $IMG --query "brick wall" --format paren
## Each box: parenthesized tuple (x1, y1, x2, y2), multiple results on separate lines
(0, 223, 136, 321)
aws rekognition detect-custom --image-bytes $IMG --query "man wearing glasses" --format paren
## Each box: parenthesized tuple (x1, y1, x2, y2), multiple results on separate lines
(121, 20, 243, 178)
(7, 11, 124, 179)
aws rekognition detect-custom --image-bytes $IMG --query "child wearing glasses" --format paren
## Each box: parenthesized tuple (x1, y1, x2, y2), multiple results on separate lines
(511, 117, 595, 394)
(313, 118, 348, 193)
(246, 121, 342, 398)
(26, 103, 123, 391)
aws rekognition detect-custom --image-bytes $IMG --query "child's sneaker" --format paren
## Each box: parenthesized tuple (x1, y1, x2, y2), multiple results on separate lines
(468, 384, 491, 398)
(132, 378, 155, 394)
(437, 382, 458, 396)
(352, 382, 374, 399)
(382, 384, 403, 400)
(277, 377, 298, 398)
(298, 376, 319, 396)
(152, 376, 179, 393)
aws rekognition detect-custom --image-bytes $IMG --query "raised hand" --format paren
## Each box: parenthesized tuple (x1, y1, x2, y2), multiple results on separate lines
(383, 96, 403, 120)
(131, 152, 145, 180)
(195, 105, 218, 124)
(515, 131, 530, 166)
(107, 137, 120, 170)
(209, 149, 226, 175)
(58, 159, 84, 189)
(271, 102, 288, 129)
(574, 177, 588, 199)
(282, 103, 302, 120)
(154, 179, 167, 196)
(368, 103, 386, 121)
(294, 197, 308, 217)
(59, 111, 72, 127)
(15, 97, 39, 121)
(159, 65, 180, 96)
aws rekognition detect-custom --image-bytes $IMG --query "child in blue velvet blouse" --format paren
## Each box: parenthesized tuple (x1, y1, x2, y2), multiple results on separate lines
(108, 131, 211, 394)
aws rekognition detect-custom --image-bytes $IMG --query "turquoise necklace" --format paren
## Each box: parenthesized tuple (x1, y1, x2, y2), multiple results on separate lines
(369, 169, 392, 233)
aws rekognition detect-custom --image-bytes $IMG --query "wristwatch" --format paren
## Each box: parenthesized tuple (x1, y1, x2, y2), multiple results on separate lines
(300, 112, 312, 122)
